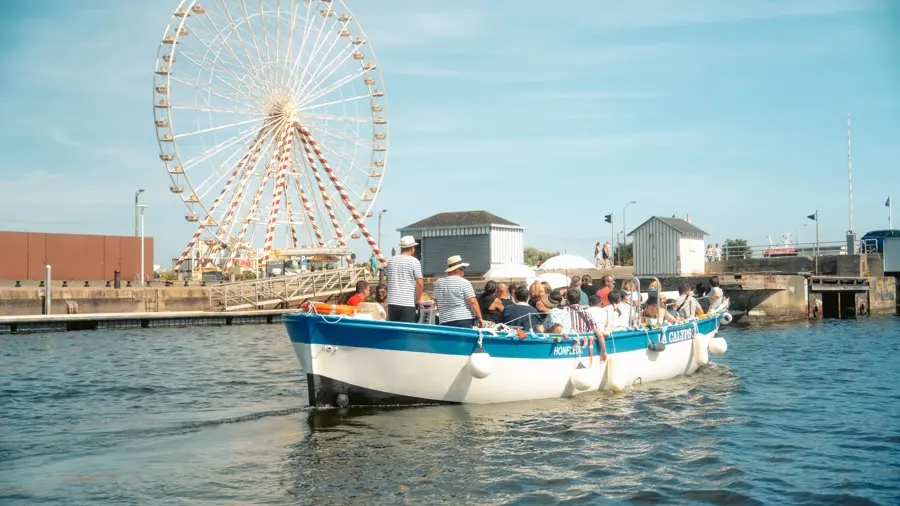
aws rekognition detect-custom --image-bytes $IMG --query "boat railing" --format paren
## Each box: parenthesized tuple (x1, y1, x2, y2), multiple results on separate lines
(613, 275, 661, 328)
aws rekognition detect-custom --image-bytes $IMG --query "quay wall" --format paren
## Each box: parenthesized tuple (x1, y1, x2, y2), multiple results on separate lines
(868, 277, 897, 315)
(706, 254, 882, 277)
(0, 287, 209, 316)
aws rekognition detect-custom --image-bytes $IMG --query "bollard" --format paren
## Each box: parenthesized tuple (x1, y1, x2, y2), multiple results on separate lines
(14, 281, 21, 287)
(39, 280, 45, 287)
(84, 281, 90, 287)
(126, 281, 132, 287)
(113, 270, 121, 289)
(62, 280, 68, 288)
(105, 281, 111, 288)
(184, 280, 189, 287)
(43, 265, 52, 315)
(201, 281, 207, 287)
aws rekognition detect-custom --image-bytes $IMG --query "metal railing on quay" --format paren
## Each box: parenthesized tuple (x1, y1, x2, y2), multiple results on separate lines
(716, 240, 848, 260)
(209, 266, 371, 311)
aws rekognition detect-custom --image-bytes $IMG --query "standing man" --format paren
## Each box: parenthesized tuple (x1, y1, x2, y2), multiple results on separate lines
(368, 252, 378, 277)
(384, 236, 423, 322)
(433, 255, 483, 328)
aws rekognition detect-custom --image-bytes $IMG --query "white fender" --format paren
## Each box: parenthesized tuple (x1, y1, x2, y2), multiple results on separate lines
(468, 348, 492, 379)
(605, 355, 626, 391)
(721, 312, 733, 325)
(693, 332, 710, 366)
(709, 336, 728, 356)
(570, 364, 600, 391)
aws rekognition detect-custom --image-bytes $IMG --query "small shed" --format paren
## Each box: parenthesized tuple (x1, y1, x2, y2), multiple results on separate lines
(628, 216, 708, 276)
(398, 211, 524, 277)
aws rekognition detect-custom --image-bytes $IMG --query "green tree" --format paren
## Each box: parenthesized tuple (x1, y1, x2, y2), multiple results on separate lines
(618, 243, 634, 266)
(723, 238, 752, 259)
(524, 246, 559, 267)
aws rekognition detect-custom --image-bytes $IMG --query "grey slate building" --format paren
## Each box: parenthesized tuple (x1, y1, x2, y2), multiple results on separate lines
(629, 216, 709, 276)
(398, 211, 524, 277)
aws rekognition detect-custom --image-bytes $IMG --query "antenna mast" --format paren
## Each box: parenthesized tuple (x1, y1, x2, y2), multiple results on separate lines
(847, 112, 853, 233)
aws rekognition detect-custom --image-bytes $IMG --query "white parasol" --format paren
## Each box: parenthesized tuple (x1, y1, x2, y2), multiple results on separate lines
(537, 254, 594, 270)
(483, 263, 536, 281)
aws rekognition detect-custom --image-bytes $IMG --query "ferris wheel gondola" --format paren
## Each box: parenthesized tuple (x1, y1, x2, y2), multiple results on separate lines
(152, 0, 388, 274)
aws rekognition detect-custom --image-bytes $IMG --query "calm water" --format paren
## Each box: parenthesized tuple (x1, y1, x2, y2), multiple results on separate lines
(1, 317, 899, 505)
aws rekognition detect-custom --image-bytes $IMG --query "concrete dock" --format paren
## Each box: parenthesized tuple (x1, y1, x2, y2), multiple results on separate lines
(0, 309, 294, 335)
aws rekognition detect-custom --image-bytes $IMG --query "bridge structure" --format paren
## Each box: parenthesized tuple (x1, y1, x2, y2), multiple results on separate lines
(209, 266, 371, 311)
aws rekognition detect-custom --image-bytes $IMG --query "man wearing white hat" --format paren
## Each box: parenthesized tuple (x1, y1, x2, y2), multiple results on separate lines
(384, 235, 423, 322)
(433, 255, 484, 328)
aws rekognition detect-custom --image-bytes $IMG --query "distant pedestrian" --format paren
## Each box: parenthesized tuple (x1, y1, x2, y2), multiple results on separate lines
(714, 244, 722, 261)
(384, 236, 423, 323)
(602, 241, 612, 268)
(433, 255, 483, 328)
(391, 247, 396, 257)
(706, 244, 715, 262)
(369, 253, 378, 277)
(594, 242, 602, 268)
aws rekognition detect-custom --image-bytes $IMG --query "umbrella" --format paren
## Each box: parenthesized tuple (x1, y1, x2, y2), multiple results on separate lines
(525, 272, 570, 290)
(537, 253, 594, 270)
(483, 263, 536, 280)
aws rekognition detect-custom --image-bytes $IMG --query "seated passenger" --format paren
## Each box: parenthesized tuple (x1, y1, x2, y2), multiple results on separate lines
(707, 276, 724, 312)
(673, 283, 704, 319)
(346, 280, 370, 306)
(643, 292, 678, 325)
(502, 285, 542, 332)
(540, 291, 563, 333)
(479, 280, 506, 324)
(547, 288, 607, 361)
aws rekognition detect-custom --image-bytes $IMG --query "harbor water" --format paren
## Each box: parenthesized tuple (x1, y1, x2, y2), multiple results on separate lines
(1, 318, 899, 505)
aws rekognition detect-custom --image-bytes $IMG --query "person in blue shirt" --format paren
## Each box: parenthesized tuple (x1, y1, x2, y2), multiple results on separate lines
(369, 253, 378, 277)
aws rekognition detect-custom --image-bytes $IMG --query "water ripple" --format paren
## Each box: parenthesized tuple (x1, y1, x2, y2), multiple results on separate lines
(1, 318, 899, 504)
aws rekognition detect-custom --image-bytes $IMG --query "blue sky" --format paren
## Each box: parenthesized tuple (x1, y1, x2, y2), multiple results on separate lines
(1, 0, 898, 264)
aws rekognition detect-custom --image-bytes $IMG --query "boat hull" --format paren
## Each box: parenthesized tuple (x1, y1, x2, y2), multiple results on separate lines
(284, 311, 726, 407)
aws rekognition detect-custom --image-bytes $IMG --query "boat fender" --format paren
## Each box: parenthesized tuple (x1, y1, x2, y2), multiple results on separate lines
(468, 345, 492, 379)
(709, 336, 728, 356)
(721, 312, 733, 325)
(692, 332, 710, 366)
(336, 393, 349, 408)
(570, 363, 594, 391)
(647, 341, 666, 353)
(605, 355, 626, 391)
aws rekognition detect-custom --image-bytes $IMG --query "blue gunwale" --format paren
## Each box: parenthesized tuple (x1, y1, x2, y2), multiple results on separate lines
(283, 312, 722, 359)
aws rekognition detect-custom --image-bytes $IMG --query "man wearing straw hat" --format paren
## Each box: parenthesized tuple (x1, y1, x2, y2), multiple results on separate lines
(384, 236, 423, 323)
(433, 255, 484, 328)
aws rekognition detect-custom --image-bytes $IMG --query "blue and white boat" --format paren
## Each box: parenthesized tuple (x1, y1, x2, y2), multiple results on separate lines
(283, 298, 732, 407)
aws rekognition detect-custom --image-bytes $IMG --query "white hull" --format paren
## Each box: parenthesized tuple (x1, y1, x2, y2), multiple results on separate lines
(292, 328, 719, 405)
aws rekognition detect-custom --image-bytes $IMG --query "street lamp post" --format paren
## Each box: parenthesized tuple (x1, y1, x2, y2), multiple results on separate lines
(378, 209, 388, 251)
(807, 211, 819, 275)
(137, 204, 149, 285)
(134, 189, 145, 237)
(622, 200, 636, 266)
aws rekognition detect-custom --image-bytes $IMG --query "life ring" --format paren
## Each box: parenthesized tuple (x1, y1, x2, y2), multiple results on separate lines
(301, 301, 359, 316)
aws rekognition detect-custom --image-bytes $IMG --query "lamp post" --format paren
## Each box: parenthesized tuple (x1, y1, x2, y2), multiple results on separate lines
(137, 204, 149, 285)
(134, 189, 145, 237)
(623, 200, 636, 266)
(378, 209, 388, 251)
(807, 211, 819, 275)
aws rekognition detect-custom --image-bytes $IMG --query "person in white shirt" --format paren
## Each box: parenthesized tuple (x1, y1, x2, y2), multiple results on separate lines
(707, 276, 724, 312)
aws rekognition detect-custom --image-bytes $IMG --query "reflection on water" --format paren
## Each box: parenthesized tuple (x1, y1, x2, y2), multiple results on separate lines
(1, 318, 898, 505)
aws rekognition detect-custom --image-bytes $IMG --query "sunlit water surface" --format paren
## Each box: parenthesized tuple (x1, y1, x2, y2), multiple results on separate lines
(1, 317, 898, 505)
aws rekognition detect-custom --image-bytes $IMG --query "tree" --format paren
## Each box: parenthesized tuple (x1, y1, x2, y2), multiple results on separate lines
(617, 243, 634, 266)
(723, 238, 752, 259)
(524, 246, 559, 267)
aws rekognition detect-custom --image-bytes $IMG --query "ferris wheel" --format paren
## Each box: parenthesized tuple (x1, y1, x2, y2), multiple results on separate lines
(153, 0, 388, 274)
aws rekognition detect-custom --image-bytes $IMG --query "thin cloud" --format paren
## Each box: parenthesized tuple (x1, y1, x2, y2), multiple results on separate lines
(586, 0, 887, 28)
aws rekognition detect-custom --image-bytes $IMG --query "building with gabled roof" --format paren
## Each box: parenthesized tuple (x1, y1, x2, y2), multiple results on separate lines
(628, 216, 709, 276)
(398, 211, 524, 276)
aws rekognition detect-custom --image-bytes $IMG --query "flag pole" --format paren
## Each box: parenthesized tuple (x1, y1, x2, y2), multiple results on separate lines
(889, 197, 893, 229)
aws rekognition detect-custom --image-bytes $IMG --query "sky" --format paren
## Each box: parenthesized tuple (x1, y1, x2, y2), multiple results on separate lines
(1, 0, 899, 264)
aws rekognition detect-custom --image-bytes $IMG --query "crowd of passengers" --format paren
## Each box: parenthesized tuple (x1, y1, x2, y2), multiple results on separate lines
(339, 236, 725, 334)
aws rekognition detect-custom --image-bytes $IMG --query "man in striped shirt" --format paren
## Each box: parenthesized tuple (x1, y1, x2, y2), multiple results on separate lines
(384, 236, 423, 323)
(433, 255, 484, 328)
